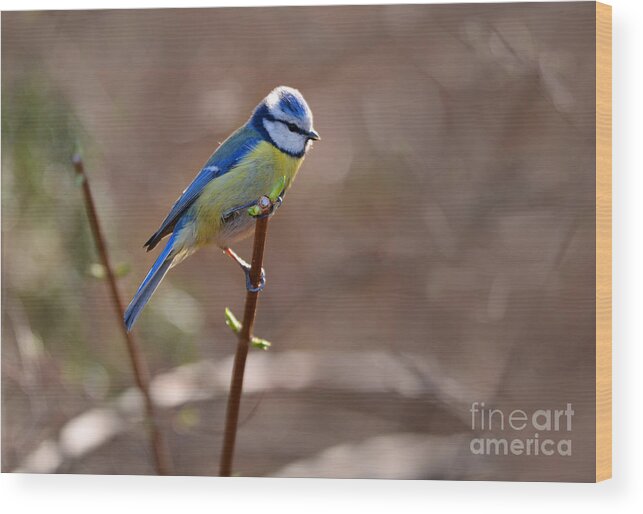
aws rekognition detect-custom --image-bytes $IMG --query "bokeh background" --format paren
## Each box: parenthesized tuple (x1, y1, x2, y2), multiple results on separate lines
(2, 3, 597, 480)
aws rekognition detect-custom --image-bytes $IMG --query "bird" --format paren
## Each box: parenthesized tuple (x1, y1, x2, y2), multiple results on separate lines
(123, 86, 319, 331)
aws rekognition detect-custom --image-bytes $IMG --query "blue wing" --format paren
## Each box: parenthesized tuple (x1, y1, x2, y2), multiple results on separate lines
(144, 124, 262, 251)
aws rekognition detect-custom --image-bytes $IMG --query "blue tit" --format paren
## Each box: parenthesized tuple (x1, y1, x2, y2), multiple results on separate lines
(124, 86, 319, 331)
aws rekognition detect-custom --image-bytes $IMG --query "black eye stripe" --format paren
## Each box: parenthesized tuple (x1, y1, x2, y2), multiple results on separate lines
(265, 114, 307, 136)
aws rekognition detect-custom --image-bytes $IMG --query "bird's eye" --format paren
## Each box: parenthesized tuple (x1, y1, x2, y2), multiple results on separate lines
(286, 123, 298, 133)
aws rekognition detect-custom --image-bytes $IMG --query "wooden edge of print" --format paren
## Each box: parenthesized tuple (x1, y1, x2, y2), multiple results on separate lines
(595, 1, 612, 483)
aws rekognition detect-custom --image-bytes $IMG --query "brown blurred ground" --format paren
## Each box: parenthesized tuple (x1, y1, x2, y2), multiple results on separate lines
(2, 3, 597, 480)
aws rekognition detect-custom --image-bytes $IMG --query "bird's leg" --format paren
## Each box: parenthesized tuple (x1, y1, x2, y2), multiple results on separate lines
(224, 247, 266, 293)
(225, 184, 283, 290)
(221, 200, 258, 222)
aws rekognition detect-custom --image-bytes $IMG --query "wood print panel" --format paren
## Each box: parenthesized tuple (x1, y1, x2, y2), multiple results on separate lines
(1, 2, 609, 481)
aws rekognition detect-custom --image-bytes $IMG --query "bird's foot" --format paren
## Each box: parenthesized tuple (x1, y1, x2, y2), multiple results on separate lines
(243, 265, 266, 293)
(225, 247, 266, 293)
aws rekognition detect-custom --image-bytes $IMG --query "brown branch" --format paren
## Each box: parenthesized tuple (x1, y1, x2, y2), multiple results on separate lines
(72, 154, 172, 476)
(219, 202, 271, 477)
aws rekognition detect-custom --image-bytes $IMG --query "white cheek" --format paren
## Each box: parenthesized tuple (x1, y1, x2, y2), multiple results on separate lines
(263, 119, 307, 155)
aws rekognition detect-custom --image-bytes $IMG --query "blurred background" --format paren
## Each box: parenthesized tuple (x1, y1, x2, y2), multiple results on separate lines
(2, 3, 597, 480)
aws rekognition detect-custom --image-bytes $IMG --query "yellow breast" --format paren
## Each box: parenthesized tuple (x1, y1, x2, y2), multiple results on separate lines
(191, 141, 304, 247)
(255, 141, 304, 186)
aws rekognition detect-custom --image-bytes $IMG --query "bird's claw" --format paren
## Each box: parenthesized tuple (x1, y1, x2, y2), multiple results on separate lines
(273, 195, 283, 211)
(244, 266, 266, 293)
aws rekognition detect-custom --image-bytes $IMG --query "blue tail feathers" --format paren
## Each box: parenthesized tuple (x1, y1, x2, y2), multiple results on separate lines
(124, 235, 177, 332)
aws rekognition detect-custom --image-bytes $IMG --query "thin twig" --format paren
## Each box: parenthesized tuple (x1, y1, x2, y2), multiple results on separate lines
(72, 154, 172, 475)
(219, 208, 270, 477)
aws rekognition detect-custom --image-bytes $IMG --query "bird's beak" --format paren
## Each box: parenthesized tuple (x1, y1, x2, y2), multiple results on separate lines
(307, 129, 321, 141)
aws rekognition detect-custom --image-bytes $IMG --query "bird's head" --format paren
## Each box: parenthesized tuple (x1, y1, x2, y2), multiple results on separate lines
(251, 86, 320, 158)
